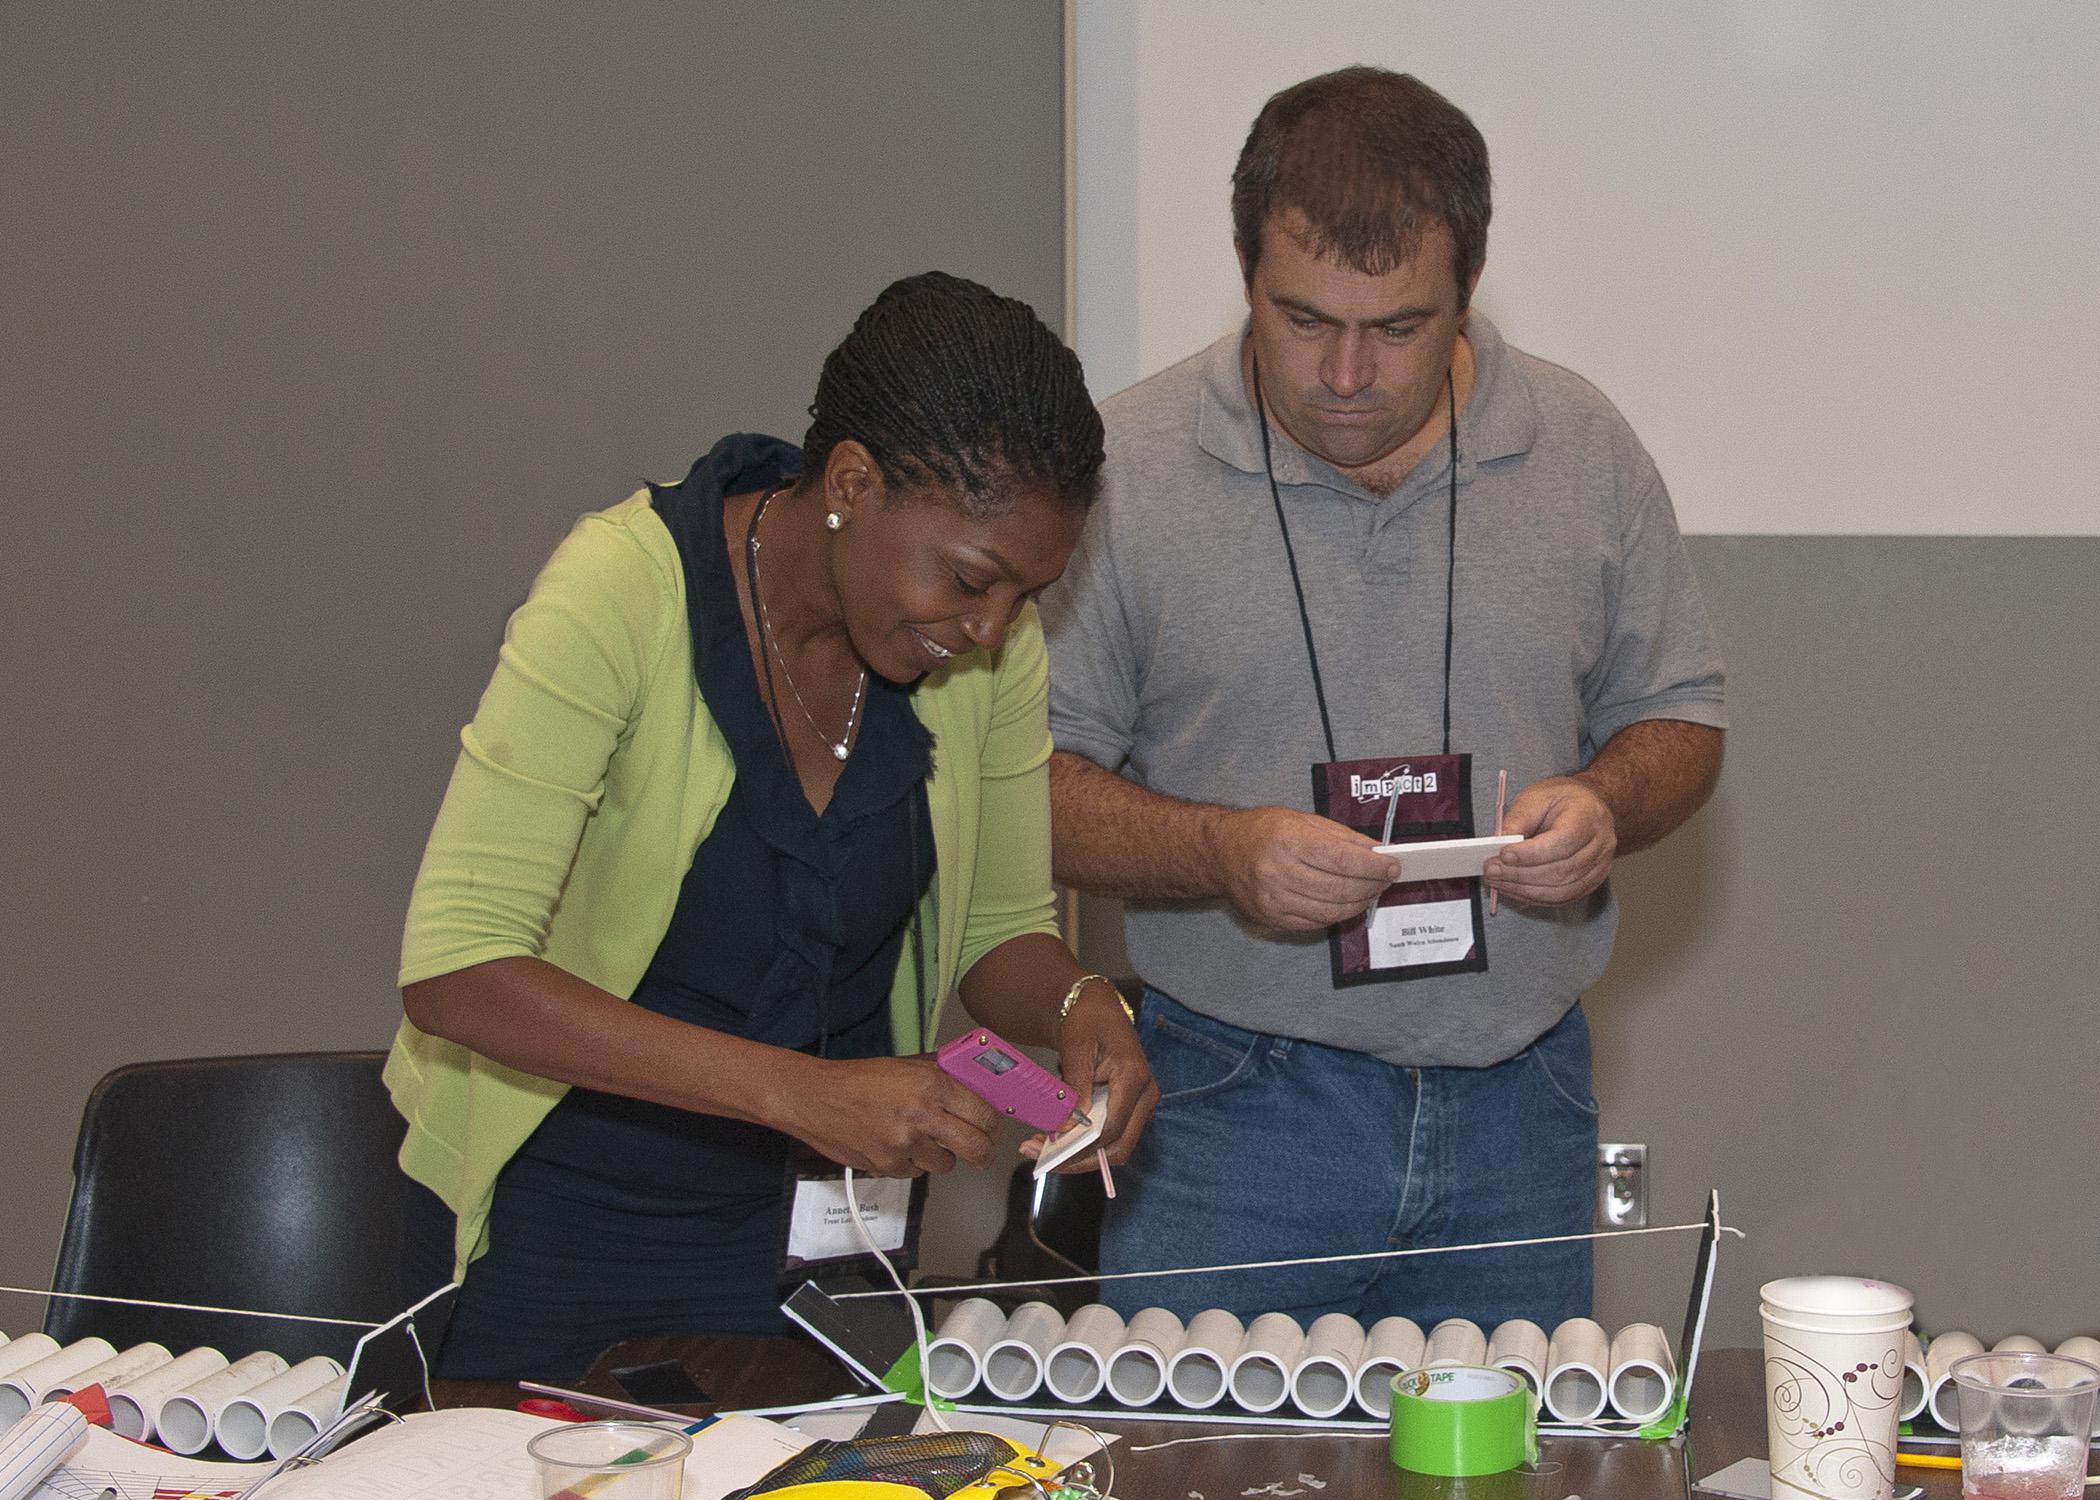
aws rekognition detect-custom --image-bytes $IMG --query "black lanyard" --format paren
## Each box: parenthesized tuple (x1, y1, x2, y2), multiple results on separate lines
(1252, 357, 1460, 762)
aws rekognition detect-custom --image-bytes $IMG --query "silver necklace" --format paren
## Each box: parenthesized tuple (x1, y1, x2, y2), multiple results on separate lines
(746, 487, 867, 762)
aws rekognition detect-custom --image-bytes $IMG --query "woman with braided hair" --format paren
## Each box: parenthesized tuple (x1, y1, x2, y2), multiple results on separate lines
(389, 273, 1157, 1378)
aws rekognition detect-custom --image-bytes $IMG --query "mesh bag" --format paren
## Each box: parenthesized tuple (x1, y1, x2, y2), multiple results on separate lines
(721, 1431, 1036, 1499)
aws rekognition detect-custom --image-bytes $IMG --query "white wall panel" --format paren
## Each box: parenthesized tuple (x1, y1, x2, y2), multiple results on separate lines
(1072, 0, 2100, 535)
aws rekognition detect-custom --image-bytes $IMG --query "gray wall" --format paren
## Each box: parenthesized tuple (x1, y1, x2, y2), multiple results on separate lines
(1, 2, 1063, 1317)
(1591, 537, 2099, 1349)
(1075, 536, 2100, 1348)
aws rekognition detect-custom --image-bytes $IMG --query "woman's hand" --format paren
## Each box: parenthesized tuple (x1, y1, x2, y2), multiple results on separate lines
(1036, 979, 1158, 1169)
(768, 1054, 1001, 1177)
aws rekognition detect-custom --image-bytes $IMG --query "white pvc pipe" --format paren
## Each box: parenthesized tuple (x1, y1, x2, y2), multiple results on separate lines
(1925, 1331, 1984, 1431)
(266, 1371, 352, 1459)
(1044, 1304, 1125, 1406)
(45, 1342, 171, 1403)
(1544, 1317, 1610, 1424)
(0, 1339, 115, 1432)
(1487, 1319, 1549, 1395)
(1165, 1309, 1241, 1411)
(1606, 1322, 1676, 1422)
(1226, 1313, 1303, 1415)
(1899, 1331, 1928, 1422)
(1424, 1318, 1487, 1368)
(1104, 1308, 1182, 1407)
(108, 1346, 229, 1442)
(980, 1303, 1064, 1404)
(1353, 1316, 1426, 1418)
(217, 1357, 344, 1461)
(925, 1298, 1004, 1401)
(1289, 1313, 1366, 1419)
(156, 1351, 289, 1456)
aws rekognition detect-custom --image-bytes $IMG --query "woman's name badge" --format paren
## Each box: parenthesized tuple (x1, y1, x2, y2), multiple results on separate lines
(1310, 751, 1492, 987)
(780, 1148, 926, 1279)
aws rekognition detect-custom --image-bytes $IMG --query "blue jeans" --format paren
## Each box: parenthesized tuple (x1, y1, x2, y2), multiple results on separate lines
(1099, 989, 1597, 1328)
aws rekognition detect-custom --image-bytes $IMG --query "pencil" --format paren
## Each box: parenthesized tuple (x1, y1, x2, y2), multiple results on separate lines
(1894, 1451, 1961, 1471)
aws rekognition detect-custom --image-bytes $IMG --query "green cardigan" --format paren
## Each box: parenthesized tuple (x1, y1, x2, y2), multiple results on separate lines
(385, 491, 1062, 1277)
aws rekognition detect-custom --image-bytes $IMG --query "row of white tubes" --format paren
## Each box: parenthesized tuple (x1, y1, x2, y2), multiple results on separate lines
(0, 1331, 344, 1461)
(925, 1300, 1678, 1424)
(1907, 1333, 2100, 1432)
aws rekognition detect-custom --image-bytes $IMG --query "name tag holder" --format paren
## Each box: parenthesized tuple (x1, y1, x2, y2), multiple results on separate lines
(779, 1144, 928, 1284)
(1311, 751, 1490, 987)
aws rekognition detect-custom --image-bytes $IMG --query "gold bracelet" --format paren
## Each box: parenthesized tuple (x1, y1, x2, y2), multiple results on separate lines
(1058, 973, 1135, 1025)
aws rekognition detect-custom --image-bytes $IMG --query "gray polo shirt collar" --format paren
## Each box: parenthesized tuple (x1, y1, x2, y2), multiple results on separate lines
(1194, 311, 1539, 501)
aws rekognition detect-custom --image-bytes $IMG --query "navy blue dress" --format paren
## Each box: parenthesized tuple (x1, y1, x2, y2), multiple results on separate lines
(403, 437, 935, 1380)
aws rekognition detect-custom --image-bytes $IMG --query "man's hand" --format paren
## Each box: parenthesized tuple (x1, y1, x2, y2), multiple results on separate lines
(1209, 806, 1401, 931)
(1484, 776, 1617, 906)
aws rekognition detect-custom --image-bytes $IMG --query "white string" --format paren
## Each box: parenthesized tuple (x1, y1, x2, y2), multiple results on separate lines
(0, 1284, 382, 1328)
(833, 1217, 1743, 1300)
(842, 1167, 948, 1431)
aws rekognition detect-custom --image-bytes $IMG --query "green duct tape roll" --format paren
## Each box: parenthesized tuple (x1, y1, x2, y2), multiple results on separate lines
(1388, 1364, 1538, 1476)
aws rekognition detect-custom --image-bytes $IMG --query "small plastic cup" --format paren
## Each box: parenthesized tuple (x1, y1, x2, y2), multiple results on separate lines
(527, 1420, 690, 1500)
(1948, 1351, 2100, 1500)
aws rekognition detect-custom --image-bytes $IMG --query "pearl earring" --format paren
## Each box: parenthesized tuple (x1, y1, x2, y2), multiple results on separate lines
(825, 512, 844, 531)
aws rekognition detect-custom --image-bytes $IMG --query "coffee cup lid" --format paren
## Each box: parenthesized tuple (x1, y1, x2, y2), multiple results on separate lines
(1760, 1275, 1914, 1317)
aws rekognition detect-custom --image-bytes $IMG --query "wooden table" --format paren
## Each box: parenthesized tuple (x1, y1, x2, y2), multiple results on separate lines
(438, 1343, 1965, 1499)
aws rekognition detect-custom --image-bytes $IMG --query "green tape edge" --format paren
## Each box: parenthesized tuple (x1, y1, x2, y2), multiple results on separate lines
(879, 1345, 953, 1410)
(1639, 1384, 1690, 1440)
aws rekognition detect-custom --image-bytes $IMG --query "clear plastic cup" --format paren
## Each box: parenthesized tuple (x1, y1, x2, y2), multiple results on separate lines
(526, 1420, 690, 1499)
(1949, 1351, 2100, 1500)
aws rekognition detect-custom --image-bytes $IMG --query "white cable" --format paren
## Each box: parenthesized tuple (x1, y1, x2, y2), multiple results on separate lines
(832, 1218, 1744, 1301)
(0, 1285, 380, 1328)
(842, 1167, 948, 1432)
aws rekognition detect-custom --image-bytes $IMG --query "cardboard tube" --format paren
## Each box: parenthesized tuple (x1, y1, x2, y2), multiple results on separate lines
(1166, 1310, 1242, 1410)
(1354, 1316, 1426, 1418)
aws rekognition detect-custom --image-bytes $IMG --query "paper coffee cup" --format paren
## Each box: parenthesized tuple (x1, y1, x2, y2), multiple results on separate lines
(1760, 1276, 1913, 1500)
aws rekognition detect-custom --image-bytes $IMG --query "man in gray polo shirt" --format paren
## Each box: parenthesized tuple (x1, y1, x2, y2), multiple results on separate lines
(1042, 66, 1725, 1326)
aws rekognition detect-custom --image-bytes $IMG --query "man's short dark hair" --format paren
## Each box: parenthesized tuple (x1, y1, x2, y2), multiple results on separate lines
(1231, 66, 1491, 307)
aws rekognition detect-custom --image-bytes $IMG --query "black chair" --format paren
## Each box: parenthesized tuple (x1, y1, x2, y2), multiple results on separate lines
(45, 1052, 411, 1369)
(971, 1161, 1108, 1315)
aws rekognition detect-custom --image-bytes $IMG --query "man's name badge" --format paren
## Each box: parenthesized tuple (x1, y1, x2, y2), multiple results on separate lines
(1310, 751, 1490, 986)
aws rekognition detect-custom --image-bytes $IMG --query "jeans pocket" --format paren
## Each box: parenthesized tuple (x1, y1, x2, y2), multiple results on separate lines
(1141, 993, 1264, 1106)
(1524, 1006, 1601, 1122)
